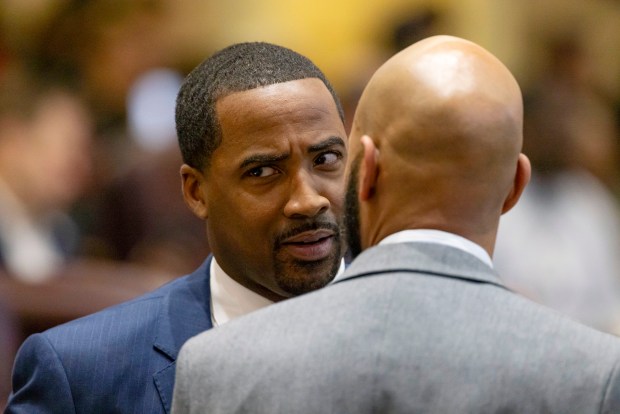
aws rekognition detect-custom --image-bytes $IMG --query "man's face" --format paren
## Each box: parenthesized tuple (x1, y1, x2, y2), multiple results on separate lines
(203, 78, 347, 301)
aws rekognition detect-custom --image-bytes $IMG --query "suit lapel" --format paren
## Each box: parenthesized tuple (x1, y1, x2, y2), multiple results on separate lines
(337, 242, 508, 290)
(153, 257, 214, 413)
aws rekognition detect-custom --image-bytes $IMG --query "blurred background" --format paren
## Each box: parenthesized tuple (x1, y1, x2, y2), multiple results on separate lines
(0, 0, 619, 406)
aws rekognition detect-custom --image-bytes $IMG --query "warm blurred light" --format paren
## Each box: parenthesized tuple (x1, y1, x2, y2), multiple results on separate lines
(2, 0, 618, 96)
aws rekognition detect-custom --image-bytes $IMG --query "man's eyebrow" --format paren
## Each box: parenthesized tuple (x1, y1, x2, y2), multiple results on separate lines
(240, 153, 289, 169)
(307, 136, 346, 154)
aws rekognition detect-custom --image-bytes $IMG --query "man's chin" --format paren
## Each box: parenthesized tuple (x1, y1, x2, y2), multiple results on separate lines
(274, 253, 341, 296)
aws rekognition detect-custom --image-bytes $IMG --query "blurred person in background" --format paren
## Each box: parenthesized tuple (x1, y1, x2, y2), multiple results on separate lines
(526, 36, 620, 188)
(0, 70, 93, 283)
(94, 68, 209, 275)
(26, 0, 211, 274)
(494, 35, 620, 334)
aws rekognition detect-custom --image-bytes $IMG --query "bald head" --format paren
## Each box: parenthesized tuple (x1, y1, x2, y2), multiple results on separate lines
(345, 35, 530, 256)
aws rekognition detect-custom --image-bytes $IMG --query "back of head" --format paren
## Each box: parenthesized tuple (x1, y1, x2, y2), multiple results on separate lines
(350, 35, 528, 252)
(176, 42, 344, 170)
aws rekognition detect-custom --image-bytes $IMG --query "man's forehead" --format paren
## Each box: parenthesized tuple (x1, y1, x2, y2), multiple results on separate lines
(216, 80, 342, 137)
(216, 78, 344, 135)
(215, 78, 333, 112)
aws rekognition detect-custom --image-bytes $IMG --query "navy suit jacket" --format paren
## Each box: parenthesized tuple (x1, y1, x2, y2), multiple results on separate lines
(6, 258, 213, 414)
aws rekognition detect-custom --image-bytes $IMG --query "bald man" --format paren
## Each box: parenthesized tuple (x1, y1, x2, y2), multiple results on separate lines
(171, 36, 620, 414)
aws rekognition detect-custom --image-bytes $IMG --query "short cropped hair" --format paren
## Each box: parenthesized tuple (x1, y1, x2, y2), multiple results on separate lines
(175, 42, 344, 170)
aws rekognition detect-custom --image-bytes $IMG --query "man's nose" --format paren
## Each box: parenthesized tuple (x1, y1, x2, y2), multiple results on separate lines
(283, 171, 330, 219)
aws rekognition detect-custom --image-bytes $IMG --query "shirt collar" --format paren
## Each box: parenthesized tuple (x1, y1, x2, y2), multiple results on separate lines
(210, 257, 345, 326)
(378, 229, 493, 268)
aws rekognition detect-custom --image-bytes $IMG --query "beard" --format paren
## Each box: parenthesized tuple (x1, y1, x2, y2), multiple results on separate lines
(344, 154, 363, 259)
(272, 219, 344, 296)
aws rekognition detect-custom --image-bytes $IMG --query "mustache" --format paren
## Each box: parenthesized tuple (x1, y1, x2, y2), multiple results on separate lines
(275, 219, 342, 247)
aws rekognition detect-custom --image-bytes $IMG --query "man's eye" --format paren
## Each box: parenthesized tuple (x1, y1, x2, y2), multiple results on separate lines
(314, 151, 342, 167)
(247, 166, 278, 178)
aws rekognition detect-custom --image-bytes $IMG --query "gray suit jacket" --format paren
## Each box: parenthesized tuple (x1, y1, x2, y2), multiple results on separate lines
(172, 243, 620, 414)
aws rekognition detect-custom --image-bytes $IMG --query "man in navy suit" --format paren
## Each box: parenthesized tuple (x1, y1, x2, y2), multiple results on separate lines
(6, 42, 348, 414)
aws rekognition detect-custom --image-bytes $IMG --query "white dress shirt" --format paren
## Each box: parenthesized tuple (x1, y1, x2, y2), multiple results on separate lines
(494, 171, 620, 333)
(378, 229, 493, 268)
(210, 257, 345, 326)
(0, 178, 65, 282)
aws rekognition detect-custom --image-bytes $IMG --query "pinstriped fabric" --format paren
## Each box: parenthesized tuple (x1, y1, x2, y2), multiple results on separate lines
(6, 258, 213, 414)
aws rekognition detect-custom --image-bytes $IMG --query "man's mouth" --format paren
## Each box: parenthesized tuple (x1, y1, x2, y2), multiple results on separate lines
(280, 230, 336, 261)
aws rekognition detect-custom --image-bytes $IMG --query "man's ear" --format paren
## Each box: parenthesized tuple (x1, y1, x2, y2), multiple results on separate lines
(501, 153, 531, 214)
(359, 135, 379, 201)
(180, 164, 209, 220)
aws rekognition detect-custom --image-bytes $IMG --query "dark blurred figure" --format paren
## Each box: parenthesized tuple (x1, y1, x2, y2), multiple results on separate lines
(0, 69, 94, 282)
(494, 35, 620, 334)
(391, 7, 440, 52)
(96, 147, 209, 275)
(0, 299, 19, 409)
(523, 36, 620, 188)
(340, 6, 442, 133)
(90, 69, 210, 273)
(86, 67, 208, 275)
